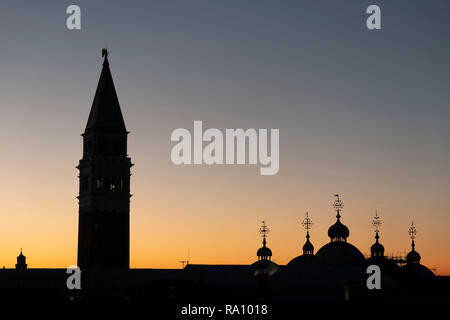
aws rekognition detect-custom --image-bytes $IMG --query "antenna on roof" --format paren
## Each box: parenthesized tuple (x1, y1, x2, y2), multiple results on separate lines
(178, 248, 190, 269)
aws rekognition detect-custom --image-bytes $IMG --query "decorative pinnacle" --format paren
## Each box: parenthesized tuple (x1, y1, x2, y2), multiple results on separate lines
(302, 212, 313, 231)
(102, 48, 109, 65)
(333, 194, 344, 219)
(372, 210, 382, 233)
(408, 221, 417, 240)
(259, 220, 270, 240)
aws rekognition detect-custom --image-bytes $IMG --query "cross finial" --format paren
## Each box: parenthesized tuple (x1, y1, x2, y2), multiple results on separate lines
(259, 221, 270, 244)
(408, 221, 417, 240)
(372, 210, 382, 233)
(302, 212, 313, 231)
(333, 194, 344, 219)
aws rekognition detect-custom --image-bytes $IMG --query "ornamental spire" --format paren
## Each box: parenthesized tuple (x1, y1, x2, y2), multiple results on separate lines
(372, 210, 382, 242)
(257, 221, 272, 261)
(406, 221, 421, 264)
(328, 194, 349, 242)
(302, 211, 313, 241)
(408, 221, 417, 250)
(333, 194, 344, 220)
(302, 212, 313, 232)
(370, 210, 384, 258)
(259, 220, 270, 246)
(301, 212, 314, 255)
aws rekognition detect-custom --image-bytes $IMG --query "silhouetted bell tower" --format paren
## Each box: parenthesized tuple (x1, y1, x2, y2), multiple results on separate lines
(77, 49, 132, 268)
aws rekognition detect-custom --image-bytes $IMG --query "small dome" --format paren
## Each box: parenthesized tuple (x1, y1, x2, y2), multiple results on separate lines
(303, 239, 314, 255)
(371, 242, 384, 256)
(406, 240, 421, 264)
(370, 233, 384, 257)
(406, 250, 421, 264)
(328, 219, 350, 242)
(257, 246, 272, 258)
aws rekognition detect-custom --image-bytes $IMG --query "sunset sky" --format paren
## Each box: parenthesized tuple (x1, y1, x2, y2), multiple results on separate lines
(1, 1, 449, 275)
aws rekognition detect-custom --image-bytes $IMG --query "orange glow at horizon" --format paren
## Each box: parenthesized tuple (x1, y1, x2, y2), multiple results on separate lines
(1, 156, 449, 275)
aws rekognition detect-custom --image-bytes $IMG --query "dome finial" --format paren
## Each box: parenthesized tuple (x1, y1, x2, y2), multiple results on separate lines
(302, 211, 313, 232)
(408, 221, 417, 241)
(406, 221, 421, 264)
(259, 220, 270, 245)
(408, 221, 417, 251)
(333, 194, 344, 220)
(301, 212, 314, 255)
(372, 210, 382, 241)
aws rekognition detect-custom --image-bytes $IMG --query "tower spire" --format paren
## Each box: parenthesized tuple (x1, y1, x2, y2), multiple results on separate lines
(84, 48, 126, 134)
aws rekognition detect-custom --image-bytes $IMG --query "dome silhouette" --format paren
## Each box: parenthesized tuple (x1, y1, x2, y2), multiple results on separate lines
(328, 220, 350, 242)
(257, 245, 272, 259)
(302, 238, 314, 255)
(287, 254, 314, 267)
(401, 263, 434, 278)
(370, 232, 384, 258)
(315, 241, 365, 266)
(406, 249, 421, 264)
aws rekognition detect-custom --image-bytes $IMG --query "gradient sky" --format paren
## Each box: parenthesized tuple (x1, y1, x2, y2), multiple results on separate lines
(1, 1, 449, 274)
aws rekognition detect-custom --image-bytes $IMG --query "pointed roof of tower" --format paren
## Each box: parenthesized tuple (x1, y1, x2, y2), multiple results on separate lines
(84, 49, 127, 134)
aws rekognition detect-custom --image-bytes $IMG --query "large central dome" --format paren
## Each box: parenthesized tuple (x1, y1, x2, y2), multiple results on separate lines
(315, 241, 365, 266)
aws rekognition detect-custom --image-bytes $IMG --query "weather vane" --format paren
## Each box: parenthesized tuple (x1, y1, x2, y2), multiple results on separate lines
(408, 221, 417, 240)
(372, 210, 382, 233)
(302, 212, 313, 231)
(333, 194, 344, 218)
(259, 221, 270, 240)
